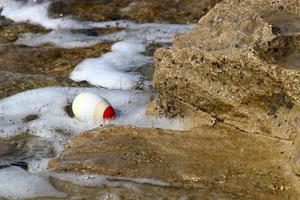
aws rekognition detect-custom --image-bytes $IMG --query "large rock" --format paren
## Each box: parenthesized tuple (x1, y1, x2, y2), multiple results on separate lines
(152, 0, 300, 139)
(49, 125, 298, 199)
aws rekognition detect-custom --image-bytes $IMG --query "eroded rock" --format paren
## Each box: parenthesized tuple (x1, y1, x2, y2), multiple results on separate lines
(49, 125, 298, 199)
(152, 0, 300, 139)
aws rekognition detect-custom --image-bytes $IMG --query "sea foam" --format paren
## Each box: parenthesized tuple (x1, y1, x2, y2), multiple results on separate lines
(0, 87, 182, 140)
(0, 166, 65, 199)
(70, 40, 152, 89)
(0, 0, 194, 91)
(0, 0, 87, 29)
(15, 23, 195, 48)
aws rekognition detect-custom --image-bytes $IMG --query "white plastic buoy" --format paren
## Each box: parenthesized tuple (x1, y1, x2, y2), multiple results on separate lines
(72, 92, 115, 122)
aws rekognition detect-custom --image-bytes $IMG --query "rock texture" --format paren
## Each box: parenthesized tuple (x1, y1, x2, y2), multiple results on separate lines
(152, 0, 300, 139)
(0, 42, 111, 76)
(0, 42, 111, 99)
(49, 125, 298, 199)
(291, 135, 300, 176)
(49, 0, 222, 24)
(0, 16, 49, 43)
(0, 134, 55, 169)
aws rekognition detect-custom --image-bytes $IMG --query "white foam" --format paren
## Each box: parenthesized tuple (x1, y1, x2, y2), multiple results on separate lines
(0, 0, 87, 29)
(0, 0, 194, 36)
(47, 171, 170, 188)
(70, 40, 152, 89)
(16, 23, 194, 48)
(0, 87, 182, 140)
(0, 165, 170, 199)
(0, 166, 65, 200)
(16, 29, 100, 48)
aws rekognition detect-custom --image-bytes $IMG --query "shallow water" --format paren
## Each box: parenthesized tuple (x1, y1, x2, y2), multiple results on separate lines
(0, 0, 194, 199)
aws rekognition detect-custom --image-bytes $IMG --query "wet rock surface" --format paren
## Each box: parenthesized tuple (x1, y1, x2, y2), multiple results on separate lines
(0, 134, 55, 169)
(0, 16, 49, 43)
(0, 71, 87, 99)
(152, 0, 300, 139)
(0, 42, 111, 99)
(49, 125, 298, 199)
(0, 43, 111, 76)
(49, 0, 221, 24)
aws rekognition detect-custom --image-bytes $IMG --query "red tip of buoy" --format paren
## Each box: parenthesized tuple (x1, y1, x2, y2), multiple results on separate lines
(103, 106, 116, 120)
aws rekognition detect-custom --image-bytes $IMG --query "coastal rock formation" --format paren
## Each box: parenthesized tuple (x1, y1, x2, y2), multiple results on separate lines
(49, 125, 297, 199)
(152, 0, 300, 139)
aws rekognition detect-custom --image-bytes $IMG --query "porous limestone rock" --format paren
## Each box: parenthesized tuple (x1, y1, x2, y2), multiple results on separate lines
(152, 0, 300, 139)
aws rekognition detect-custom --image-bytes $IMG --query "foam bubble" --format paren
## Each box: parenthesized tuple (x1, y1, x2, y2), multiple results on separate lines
(0, 87, 182, 140)
(0, 166, 65, 199)
(0, 0, 87, 29)
(70, 40, 152, 89)
(16, 29, 100, 48)
(16, 23, 195, 48)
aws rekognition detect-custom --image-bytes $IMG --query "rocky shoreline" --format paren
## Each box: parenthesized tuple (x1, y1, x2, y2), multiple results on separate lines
(0, 0, 300, 199)
(49, 0, 300, 198)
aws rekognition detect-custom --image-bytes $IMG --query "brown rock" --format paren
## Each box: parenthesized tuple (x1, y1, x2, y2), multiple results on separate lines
(49, 125, 298, 199)
(153, 0, 300, 139)
(291, 136, 300, 176)
(0, 16, 49, 43)
(0, 134, 55, 168)
(0, 71, 87, 99)
(48, 0, 222, 24)
(0, 42, 111, 76)
(0, 42, 111, 99)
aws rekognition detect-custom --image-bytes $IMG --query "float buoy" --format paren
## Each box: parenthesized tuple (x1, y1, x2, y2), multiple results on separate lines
(72, 92, 115, 122)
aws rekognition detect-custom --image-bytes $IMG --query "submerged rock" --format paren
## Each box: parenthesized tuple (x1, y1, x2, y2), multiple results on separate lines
(152, 0, 300, 139)
(0, 16, 48, 43)
(48, 0, 221, 24)
(49, 125, 297, 199)
(0, 42, 111, 76)
(0, 71, 87, 99)
(0, 42, 111, 99)
(0, 134, 55, 169)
